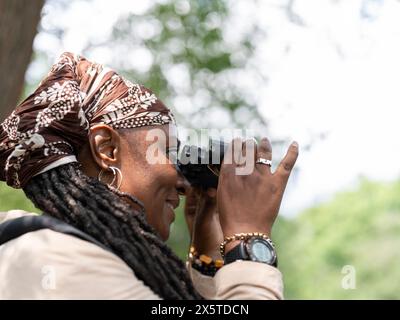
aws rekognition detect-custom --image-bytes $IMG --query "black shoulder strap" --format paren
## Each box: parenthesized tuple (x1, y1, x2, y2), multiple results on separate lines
(0, 215, 110, 253)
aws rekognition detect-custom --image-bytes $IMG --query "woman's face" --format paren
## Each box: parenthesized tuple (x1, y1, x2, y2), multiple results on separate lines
(117, 124, 186, 240)
(79, 123, 186, 240)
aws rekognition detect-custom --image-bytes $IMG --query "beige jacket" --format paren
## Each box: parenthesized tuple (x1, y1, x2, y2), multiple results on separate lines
(0, 210, 283, 300)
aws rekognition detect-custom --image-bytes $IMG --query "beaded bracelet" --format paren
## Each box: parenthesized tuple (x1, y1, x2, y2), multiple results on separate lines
(219, 232, 272, 258)
(189, 246, 224, 277)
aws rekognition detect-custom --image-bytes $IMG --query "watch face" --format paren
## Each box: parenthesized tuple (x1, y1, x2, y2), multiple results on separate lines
(247, 238, 275, 264)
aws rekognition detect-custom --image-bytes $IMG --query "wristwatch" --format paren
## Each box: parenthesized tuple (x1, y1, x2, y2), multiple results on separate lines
(224, 237, 278, 267)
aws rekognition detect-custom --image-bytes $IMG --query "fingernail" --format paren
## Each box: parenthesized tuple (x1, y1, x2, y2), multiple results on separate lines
(292, 141, 299, 148)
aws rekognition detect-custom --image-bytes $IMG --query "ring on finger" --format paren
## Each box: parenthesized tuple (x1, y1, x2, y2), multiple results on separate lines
(255, 157, 272, 167)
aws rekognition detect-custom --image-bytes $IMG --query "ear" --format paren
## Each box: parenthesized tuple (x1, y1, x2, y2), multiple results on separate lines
(87, 124, 121, 170)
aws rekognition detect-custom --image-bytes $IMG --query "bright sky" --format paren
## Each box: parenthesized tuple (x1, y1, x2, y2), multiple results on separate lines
(29, 0, 400, 216)
(254, 0, 400, 215)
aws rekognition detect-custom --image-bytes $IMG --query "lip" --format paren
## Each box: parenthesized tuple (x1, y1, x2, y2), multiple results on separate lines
(166, 198, 180, 210)
(165, 201, 176, 224)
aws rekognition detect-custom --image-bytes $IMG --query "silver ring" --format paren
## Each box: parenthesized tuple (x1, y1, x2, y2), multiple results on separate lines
(256, 158, 272, 167)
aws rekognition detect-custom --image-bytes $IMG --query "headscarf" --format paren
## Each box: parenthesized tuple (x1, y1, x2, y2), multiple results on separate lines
(0, 52, 175, 188)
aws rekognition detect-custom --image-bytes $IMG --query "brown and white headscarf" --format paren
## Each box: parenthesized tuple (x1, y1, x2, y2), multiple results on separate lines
(0, 52, 175, 188)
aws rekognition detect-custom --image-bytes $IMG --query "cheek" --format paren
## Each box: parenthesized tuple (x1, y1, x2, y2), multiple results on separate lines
(124, 165, 177, 230)
(120, 168, 148, 199)
(155, 164, 178, 188)
(148, 166, 178, 223)
(162, 166, 179, 189)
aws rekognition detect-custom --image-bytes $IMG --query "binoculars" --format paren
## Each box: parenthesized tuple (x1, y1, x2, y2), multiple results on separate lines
(177, 140, 228, 189)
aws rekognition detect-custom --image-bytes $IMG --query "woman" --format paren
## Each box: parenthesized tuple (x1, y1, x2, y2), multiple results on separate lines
(0, 52, 298, 299)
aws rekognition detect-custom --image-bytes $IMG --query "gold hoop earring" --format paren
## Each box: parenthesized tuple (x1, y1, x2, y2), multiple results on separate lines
(98, 166, 123, 190)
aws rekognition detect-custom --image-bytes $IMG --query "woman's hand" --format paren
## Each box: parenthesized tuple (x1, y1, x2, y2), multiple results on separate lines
(217, 138, 298, 251)
(184, 187, 224, 260)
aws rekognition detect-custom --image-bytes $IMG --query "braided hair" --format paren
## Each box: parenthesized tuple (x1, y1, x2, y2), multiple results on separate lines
(23, 162, 202, 300)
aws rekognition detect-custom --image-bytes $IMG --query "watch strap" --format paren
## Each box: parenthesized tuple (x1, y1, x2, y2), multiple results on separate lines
(224, 242, 246, 264)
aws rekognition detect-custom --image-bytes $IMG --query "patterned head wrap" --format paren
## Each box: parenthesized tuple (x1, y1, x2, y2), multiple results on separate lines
(0, 52, 175, 188)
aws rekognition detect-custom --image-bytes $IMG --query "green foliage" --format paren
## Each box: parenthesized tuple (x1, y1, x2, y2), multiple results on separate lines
(273, 179, 400, 299)
(0, 182, 38, 213)
(166, 199, 190, 260)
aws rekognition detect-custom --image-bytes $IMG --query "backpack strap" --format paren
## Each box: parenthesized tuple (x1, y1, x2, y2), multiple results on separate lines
(0, 215, 110, 253)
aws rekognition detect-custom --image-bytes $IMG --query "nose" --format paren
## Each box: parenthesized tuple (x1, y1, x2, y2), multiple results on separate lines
(176, 171, 190, 195)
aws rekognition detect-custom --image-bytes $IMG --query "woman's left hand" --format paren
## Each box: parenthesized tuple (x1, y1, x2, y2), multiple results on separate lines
(184, 187, 224, 260)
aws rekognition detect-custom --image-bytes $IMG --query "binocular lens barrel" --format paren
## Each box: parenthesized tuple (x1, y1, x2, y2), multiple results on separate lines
(177, 140, 228, 189)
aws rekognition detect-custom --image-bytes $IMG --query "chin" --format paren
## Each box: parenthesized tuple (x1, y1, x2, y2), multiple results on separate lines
(150, 206, 174, 241)
(160, 228, 170, 241)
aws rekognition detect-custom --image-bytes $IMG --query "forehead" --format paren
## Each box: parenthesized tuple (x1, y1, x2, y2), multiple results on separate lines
(120, 124, 179, 147)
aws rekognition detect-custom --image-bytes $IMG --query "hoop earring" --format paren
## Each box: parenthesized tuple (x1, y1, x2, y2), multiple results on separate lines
(110, 166, 123, 190)
(98, 166, 123, 190)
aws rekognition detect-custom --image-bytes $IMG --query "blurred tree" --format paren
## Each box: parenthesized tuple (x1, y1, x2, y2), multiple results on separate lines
(0, 0, 44, 121)
(274, 179, 400, 299)
(85, 0, 268, 132)
(0, 182, 38, 213)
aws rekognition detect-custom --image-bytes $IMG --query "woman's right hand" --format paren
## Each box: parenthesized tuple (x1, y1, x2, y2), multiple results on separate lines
(217, 138, 298, 250)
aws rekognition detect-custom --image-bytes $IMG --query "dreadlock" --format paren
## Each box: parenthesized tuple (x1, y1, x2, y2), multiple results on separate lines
(23, 162, 202, 300)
